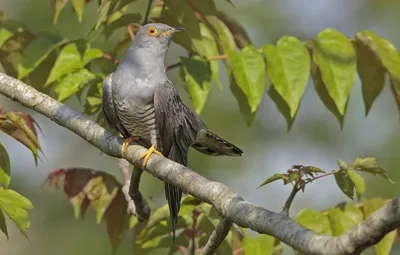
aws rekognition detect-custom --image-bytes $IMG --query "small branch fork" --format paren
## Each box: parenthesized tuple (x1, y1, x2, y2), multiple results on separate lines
(2, 72, 400, 255)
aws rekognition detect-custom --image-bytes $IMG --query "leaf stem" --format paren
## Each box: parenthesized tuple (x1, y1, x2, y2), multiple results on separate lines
(300, 172, 336, 190)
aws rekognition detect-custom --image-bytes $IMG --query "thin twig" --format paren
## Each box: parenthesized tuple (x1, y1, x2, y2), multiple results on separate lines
(102, 52, 119, 64)
(165, 62, 181, 71)
(177, 245, 188, 255)
(201, 217, 232, 255)
(282, 180, 300, 216)
(129, 166, 151, 221)
(143, 0, 154, 25)
(127, 25, 135, 41)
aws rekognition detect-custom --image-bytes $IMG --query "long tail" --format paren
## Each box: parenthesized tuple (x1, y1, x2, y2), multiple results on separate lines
(165, 145, 185, 243)
(192, 129, 243, 156)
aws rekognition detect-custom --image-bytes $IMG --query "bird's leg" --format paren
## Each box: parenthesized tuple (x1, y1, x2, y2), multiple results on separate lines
(121, 137, 135, 157)
(140, 145, 163, 167)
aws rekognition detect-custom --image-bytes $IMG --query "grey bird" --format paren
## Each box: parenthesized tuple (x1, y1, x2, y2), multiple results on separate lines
(102, 23, 243, 241)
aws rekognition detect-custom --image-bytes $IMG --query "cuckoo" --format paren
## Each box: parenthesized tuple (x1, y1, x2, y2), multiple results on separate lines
(102, 23, 243, 241)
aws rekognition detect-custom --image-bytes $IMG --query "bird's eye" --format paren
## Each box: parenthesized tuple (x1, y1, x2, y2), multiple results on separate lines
(146, 26, 158, 36)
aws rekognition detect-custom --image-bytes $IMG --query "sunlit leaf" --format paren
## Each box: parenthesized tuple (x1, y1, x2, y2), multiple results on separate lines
(179, 56, 211, 114)
(355, 30, 400, 113)
(242, 234, 274, 255)
(193, 23, 222, 89)
(46, 42, 102, 86)
(311, 61, 345, 127)
(295, 208, 332, 235)
(302, 166, 325, 174)
(347, 170, 365, 200)
(228, 45, 265, 113)
(84, 81, 103, 115)
(17, 35, 66, 79)
(95, 0, 111, 30)
(263, 37, 310, 119)
(0, 187, 33, 238)
(229, 73, 256, 125)
(337, 159, 348, 170)
(257, 174, 284, 188)
(0, 26, 13, 48)
(326, 207, 359, 236)
(51, 0, 69, 24)
(353, 34, 386, 115)
(343, 204, 364, 226)
(312, 29, 356, 117)
(352, 157, 394, 183)
(71, 0, 85, 22)
(0, 142, 10, 188)
(334, 170, 354, 199)
(55, 68, 97, 102)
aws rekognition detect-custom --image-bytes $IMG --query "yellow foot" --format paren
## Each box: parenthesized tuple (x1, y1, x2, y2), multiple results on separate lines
(140, 145, 163, 168)
(121, 137, 135, 157)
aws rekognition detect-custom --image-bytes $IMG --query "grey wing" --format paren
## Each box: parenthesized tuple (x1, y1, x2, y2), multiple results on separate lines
(154, 82, 201, 242)
(102, 73, 130, 138)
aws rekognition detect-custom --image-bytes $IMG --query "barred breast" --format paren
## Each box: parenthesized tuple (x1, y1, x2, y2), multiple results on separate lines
(116, 100, 159, 148)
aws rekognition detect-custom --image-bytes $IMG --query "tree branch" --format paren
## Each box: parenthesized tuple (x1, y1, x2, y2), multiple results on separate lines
(1, 71, 400, 255)
(142, 0, 153, 25)
(201, 217, 232, 255)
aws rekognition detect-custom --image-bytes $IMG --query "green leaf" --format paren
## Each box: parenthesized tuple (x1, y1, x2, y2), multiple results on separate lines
(257, 174, 284, 188)
(352, 157, 394, 183)
(353, 35, 386, 115)
(102, 13, 142, 38)
(84, 81, 103, 115)
(208, 17, 236, 53)
(17, 35, 66, 79)
(217, 12, 251, 49)
(337, 160, 348, 170)
(242, 234, 275, 255)
(343, 204, 364, 225)
(52, 0, 69, 24)
(295, 208, 332, 235)
(347, 170, 365, 200)
(227, 45, 265, 113)
(311, 61, 345, 127)
(0, 187, 34, 238)
(194, 23, 222, 89)
(179, 56, 211, 114)
(71, 0, 85, 22)
(363, 198, 396, 255)
(326, 207, 362, 236)
(0, 143, 10, 188)
(0, 210, 8, 238)
(312, 28, 356, 116)
(302, 166, 325, 174)
(334, 170, 354, 199)
(229, 73, 256, 125)
(46, 43, 102, 86)
(263, 37, 310, 118)
(0, 27, 13, 48)
(55, 68, 96, 102)
(95, 0, 111, 30)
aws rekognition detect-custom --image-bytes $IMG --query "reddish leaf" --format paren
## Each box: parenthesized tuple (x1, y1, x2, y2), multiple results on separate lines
(46, 167, 128, 251)
(0, 109, 43, 164)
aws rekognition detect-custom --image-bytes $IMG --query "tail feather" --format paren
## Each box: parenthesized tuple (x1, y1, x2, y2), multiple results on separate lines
(192, 129, 243, 156)
(164, 182, 182, 243)
(165, 145, 185, 243)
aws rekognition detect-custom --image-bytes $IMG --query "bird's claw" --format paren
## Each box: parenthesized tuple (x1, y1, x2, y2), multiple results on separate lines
(121, 137, 135, 157)
(140, 145, 163, 167)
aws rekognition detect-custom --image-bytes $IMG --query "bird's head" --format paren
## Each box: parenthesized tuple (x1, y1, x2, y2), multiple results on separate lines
(132, 23, 185, 54)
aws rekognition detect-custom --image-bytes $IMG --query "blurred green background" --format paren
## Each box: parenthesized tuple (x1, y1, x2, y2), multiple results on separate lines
(1, 0, 400, 254)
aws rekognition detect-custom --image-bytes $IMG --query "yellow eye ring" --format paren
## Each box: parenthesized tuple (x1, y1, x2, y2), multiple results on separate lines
(146, 26, 158, 36)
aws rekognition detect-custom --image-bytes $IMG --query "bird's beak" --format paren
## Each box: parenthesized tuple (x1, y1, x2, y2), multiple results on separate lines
(171, 26, 185, 34)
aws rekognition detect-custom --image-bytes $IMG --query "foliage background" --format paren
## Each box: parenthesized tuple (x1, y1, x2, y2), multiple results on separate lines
(1, 0, 400, 254)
